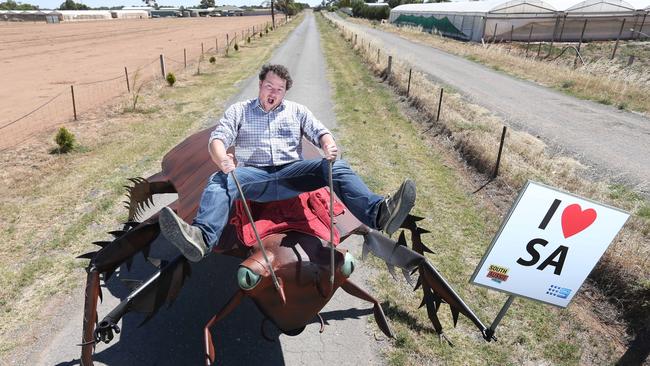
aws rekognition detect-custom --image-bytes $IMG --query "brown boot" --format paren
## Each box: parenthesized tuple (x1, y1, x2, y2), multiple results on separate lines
(159, 207, 208, 262)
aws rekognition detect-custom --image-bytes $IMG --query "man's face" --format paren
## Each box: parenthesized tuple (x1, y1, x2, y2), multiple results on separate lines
(259, 71, 287, 112)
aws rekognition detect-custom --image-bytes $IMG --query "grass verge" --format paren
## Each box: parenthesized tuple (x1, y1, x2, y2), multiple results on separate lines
(318, 12, 646, 365)
(0, 15, 301, 359)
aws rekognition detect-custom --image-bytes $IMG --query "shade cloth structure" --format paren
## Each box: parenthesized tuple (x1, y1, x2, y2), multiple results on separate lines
(389, 0, 650, 42)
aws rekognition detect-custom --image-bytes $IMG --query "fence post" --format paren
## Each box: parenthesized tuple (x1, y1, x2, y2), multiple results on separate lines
(525, 24, 534, 57)
(436, 88, 444, 122)
(184, 49, 187, 69)
(124, 67, 130, 92)
(160, 54, 166, 78)
(70, 85, 77, 121)
(216, 38, 219, 54)
(354, 33, 357, 46)
(407, 68, 412, 97)
(577, 19, 588, 52)
(226, 34, 229, 56)
(611, 18, 626, 60)
(574, 19, 588, 67)
(492, 22, 498, 43)
(492, 126, 507, 179)
(386, 55, 392, 77)
(627, 54, 635, 66)
(201, 42, 204, 55)
(377, 48, 380, 64)
(536, 42, 542, 58)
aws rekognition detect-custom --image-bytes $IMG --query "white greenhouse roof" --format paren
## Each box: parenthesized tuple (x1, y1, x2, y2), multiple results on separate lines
(392, 0, 650, 14)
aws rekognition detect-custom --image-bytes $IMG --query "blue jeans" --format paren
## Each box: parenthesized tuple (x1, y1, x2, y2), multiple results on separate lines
(193, 159, 384, 248)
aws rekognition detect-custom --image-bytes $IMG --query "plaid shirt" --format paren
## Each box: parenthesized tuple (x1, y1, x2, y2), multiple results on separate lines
(209, 98, 331, 167)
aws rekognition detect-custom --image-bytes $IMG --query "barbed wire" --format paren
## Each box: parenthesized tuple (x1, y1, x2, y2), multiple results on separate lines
(0, 88, 67, 130)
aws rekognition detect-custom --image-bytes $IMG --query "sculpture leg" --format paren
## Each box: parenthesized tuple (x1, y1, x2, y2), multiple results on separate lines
(341, 280, 394, 338)
(204, 290, 245, 366)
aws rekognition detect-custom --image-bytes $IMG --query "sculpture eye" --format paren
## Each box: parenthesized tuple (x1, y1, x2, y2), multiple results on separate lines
(341, 252, 355, 277)
(237, 267, 261, 290)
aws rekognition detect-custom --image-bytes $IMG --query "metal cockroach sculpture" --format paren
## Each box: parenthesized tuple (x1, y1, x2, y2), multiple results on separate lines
(78, 126, 495, 366)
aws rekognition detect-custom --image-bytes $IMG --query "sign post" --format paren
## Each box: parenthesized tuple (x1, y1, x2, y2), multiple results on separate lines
(472, 181, 629, 333)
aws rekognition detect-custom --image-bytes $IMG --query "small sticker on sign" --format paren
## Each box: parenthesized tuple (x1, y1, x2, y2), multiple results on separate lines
(486, 264, 510, 283)
(546, 285, 572, 299)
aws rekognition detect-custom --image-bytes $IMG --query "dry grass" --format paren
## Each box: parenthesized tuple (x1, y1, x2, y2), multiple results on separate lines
(350, 18, 650, 115)
(318, 13, 634, 365)
(324, 12, 650, 352)
(0, 16, 301, 359)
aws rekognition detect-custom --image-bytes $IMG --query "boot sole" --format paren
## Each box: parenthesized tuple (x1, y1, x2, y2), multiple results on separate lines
(159, 207, 205, 262)
(385, 180, 416, 236)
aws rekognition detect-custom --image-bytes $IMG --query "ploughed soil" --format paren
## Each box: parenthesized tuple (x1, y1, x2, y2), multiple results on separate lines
(0, 16, 273, 148)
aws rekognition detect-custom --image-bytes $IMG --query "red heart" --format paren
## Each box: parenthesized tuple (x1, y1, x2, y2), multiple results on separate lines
(561, 204, 597, 238)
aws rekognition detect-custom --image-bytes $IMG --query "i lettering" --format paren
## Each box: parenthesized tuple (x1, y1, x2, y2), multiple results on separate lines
(539, 199, 561, 230)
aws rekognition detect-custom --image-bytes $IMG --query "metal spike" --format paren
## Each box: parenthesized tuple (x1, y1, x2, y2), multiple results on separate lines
(123, 221, 140, 229)
(417, 227, 431, 234)
(410, 215, 425, 222)
(397, 231, 407, 246)
(418, 296, 426, 309)
(451, 308, 460, 327)
(387, 263, 398, 280)
(76, 252, 97, 259)
(414, 276, 422, 291)
(92, 241, 111, 248)
(421, 244, 435, 254)
(402, 268, 415, 287)
(109, 230, 126, 238)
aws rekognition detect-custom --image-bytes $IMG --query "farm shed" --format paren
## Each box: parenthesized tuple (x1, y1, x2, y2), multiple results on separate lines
(389, 0, 650, 42)
(110, 10, 149, 19)
(58, 10, 112, 22)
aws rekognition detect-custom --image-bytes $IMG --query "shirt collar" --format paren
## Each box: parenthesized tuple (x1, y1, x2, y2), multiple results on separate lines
(254, 98, 286, 113)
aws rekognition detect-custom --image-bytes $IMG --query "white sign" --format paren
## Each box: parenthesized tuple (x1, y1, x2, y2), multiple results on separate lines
(471, 181, 629, 307)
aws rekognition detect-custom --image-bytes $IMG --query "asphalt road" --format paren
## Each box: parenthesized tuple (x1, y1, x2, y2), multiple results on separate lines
(20, 11, 386, 366)
(329, 13, 650, 195)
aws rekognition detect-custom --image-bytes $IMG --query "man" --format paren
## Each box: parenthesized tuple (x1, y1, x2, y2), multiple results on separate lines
(160, 64, 415, 262)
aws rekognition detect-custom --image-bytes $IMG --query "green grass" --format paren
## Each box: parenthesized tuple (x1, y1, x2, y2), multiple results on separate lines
(317, 13, 619, 365)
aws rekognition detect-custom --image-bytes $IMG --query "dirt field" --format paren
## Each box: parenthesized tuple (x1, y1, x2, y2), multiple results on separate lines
(0, 16, 273, 148)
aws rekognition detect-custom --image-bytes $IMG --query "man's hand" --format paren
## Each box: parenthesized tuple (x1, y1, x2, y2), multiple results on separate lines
(218, 153, 236, 174)
(320, 133, 338, 161)
(323, 142, 338, 161)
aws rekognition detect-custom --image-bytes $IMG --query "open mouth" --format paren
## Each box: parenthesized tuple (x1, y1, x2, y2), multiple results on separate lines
(267, 97, 275, 106)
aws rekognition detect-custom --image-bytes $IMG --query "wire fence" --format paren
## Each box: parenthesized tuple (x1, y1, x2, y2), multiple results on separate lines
(0, 18, 286, 152)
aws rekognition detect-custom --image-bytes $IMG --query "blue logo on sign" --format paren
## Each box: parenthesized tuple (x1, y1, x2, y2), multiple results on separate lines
(546, 285, 572, 299)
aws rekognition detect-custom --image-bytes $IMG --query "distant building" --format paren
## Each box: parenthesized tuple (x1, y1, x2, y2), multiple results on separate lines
(390, 0, 650, 42)
(214, 5, 245, 16)
(151, 8, 181, 18)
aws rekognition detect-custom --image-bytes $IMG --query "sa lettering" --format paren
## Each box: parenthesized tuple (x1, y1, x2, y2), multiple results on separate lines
(516, 199, 567, 276)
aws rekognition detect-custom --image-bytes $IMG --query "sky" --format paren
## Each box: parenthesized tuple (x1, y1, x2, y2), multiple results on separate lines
(23, 0, 324, 10)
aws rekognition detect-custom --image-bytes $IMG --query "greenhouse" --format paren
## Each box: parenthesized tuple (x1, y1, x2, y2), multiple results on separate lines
(58, 10, 112, 22)
(389, 0, 650, 42)
(0, 10, 62, 23)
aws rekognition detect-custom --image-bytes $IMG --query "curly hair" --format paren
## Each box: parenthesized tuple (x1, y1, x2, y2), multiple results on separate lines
(259, 64, 293, 90)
